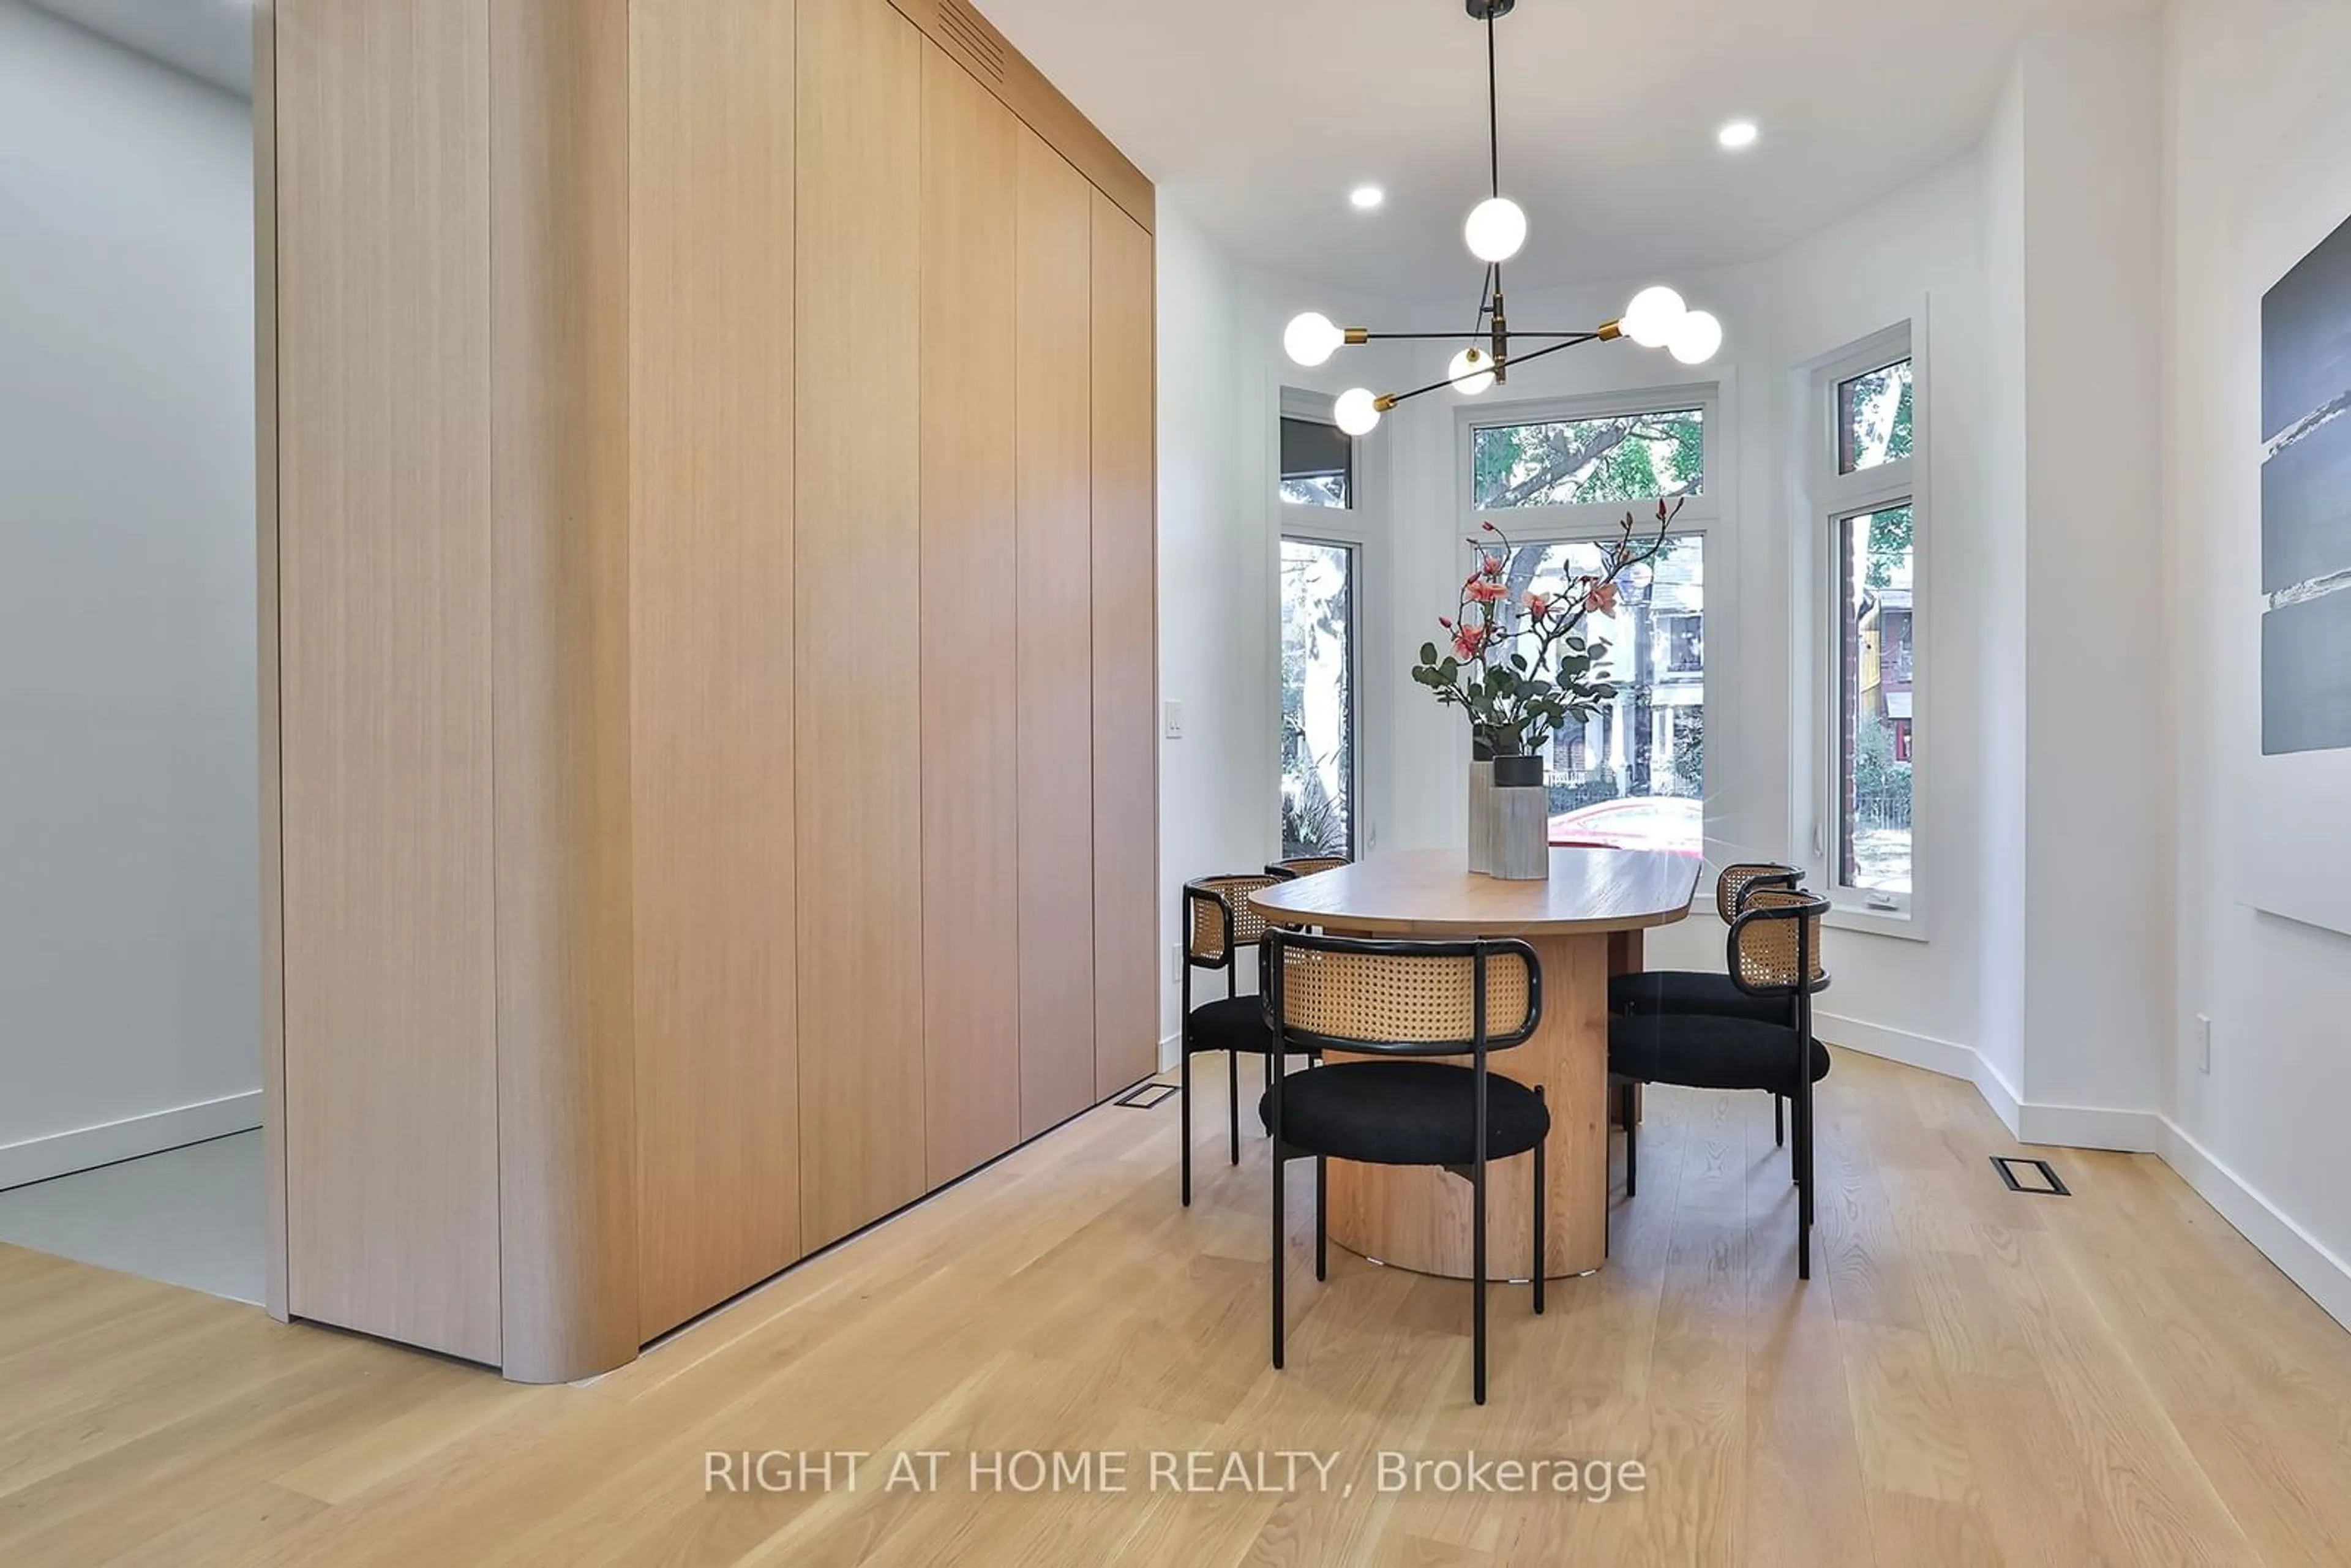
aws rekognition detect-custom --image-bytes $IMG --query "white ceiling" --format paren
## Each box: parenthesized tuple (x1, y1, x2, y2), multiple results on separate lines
(24, 0, 251, 97)
(978, 0, 2148, 302)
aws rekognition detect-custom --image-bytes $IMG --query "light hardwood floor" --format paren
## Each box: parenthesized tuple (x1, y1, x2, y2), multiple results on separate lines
(6, 1051, 2350, 1566)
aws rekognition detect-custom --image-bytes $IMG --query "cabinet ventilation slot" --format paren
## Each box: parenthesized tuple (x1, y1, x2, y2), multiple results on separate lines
(936, 0, 1007, 81)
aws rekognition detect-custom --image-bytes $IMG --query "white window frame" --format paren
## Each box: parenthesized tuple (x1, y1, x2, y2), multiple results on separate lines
(1452, 384, 1724, 866)
(1275, 387, 1382, 857)
(1804, 322, 1927, 935)
(1458, 384, 1724, 536)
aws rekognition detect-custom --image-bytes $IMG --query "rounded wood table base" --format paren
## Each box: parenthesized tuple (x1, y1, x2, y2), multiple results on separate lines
(1251, 849, 1698, 1280)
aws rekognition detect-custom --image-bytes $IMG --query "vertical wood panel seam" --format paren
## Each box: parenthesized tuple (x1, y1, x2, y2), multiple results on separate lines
(482, 0, 507, 1368)
(255, 0, 290, 1325)
(916, 24, 931, 1190)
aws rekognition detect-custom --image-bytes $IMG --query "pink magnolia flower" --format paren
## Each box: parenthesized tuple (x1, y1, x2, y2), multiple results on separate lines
(1452, 625, 1488, 661)
(1524, 591, 1551, 620)
(1584, 581, 1620, 616)
(1479, 550, 1507, 579)
(1467, 577, 1509, 604)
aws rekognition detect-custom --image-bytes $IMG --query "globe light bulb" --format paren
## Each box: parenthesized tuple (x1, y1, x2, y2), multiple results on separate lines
(1333, 387, 1383, 436)
(1463, 196, 1528, 263)
(1622, 285, 1687, 349)
(1447, 347, 1497, 397)
(1283, 311, 1344, 367)
(1668, 309, 1724, 366)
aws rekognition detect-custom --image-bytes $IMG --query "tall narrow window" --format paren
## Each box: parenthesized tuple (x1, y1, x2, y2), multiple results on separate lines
(1813, 330, 1920, 917)
(1280, 417, 1353, 509)
(1280, 538, 1357, 858)
(1837, 503, 1914, 896)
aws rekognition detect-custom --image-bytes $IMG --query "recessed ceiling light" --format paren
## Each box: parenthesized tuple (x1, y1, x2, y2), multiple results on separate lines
(1349, 185, 1385, 211)
(1717, 120, 1760, 151)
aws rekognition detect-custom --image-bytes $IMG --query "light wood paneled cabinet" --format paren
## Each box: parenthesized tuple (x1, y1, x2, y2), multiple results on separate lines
(261, 0, 1155, 1379)
(1089, 195, 1161, 1099)
(919, 50, 1024, 1186)
(794, 0, 929, 1255)
(627, 0, 803, 1348)
(1014, 131, 1100, 1140)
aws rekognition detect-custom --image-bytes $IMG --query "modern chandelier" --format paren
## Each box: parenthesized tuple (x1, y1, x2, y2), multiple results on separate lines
(1283, 0, 1723, 435)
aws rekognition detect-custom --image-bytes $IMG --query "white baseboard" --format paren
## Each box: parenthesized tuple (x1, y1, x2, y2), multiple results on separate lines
(1820, 1016, 2347, 1329)
(1813, 1013, 2161, 1150)
(2014, 1101, 2160, 1153)
(2154, 1116, 2351, 1334)
(1157, 1031, 1180, 1073)
(1815, 1011, 1978, 1082)
(1968, 1051, 2025, 1138)
(0, 1092, 262, 1193)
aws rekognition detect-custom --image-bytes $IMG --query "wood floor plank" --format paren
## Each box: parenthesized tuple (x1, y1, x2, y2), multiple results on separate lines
(0, 1051, 2347, 1566)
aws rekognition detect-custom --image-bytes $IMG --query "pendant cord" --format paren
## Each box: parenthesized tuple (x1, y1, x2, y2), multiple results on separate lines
(1486, 12, 1504, 317)
(1486, 11, 1500, 198)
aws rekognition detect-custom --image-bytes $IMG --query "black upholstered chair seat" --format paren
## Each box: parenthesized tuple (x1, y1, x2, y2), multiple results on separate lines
(1608, 969, 1792, 1024)
(1609, 1015, 1831, 1096)
(1186, 994, 1288, 1057)
(1259, 1061, 1550, 1167)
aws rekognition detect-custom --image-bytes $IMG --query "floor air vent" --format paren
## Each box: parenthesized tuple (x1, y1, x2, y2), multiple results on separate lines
(1991, 1156, 2071, 1196)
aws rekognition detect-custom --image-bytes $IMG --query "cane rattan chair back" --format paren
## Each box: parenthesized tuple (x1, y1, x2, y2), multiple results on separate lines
(1185, 874, 1286, 969)
(1265, 933, 1541, 1057)
(1714, 862, 1802, 924)
(1728, 887, 1830, 996)
(1266, 855, 1351, 880)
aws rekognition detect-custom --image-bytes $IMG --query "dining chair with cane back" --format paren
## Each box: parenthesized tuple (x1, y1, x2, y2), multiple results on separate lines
(1179, 874, 1313, 1206)
(1260, 928, 1548, 1404)
(1608, 887, 1831, 1277)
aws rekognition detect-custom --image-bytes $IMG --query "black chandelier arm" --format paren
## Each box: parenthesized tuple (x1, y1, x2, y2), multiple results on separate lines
(1337, 328, 1613, 342)
(1371, 330, 1616, 415)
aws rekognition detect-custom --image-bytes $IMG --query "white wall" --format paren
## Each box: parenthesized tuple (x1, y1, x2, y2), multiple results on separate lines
(2159, 0, 2351, 1327)
(1155, 206, 1259, 1048)
(1155, 203, 1414, 1049)
(2012, 22, 2167, 1122)
(0, 1, 261, 1187)
(1974, 67, 2030, 1106)
(1771, 156, 1995, 1069)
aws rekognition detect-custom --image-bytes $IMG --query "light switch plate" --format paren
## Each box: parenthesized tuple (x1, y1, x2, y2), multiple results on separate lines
(1163, 700, 1184, 740)
(2197, 1013, 2212, 1074)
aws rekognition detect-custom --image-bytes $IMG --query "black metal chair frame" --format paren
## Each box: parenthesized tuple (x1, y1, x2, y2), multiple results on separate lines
(1612, 861, 1803, 1172)
(1264, 856, 1349, 880)
(1263, 929, 1548, 1405)
(1179, 876, 1310, 1207)
(1617, 890, 1831, 1278)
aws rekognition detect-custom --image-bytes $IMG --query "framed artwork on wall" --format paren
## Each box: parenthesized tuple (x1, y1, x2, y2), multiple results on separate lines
(2249, 209, 2351, 937)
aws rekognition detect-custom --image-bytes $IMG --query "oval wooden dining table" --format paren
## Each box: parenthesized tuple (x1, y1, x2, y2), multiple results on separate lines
(1250, 846, 1700, 1280)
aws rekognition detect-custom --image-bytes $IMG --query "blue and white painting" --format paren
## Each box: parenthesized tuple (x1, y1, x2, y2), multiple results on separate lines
(2262, 212, 2351, 756)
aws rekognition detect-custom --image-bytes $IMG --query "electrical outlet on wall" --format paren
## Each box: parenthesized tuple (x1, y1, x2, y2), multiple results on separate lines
(2197, 1013, 2213, 1075)
(1163, 700, 1184, 740)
